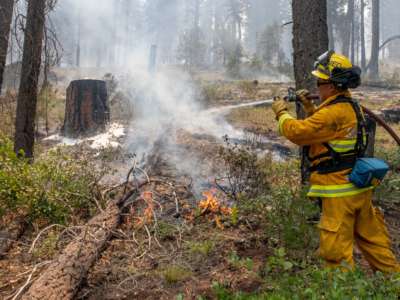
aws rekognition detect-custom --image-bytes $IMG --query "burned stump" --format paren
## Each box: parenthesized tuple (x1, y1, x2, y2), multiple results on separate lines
(62, 79, 110, 137)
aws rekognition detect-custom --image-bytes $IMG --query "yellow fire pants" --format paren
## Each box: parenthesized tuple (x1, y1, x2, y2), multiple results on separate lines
(317, 190, 400, 272)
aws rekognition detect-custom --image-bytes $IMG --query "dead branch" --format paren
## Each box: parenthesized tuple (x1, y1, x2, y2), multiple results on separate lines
(28, 224, 65, 254)
(8, 261, 51, 300)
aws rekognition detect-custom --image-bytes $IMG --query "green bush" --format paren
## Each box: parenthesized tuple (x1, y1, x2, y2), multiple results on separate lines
(217, 138, 271, 202)
(374, 147, 400, 205)
(263, 186, 319, 253)
(0, 136, 100, 224)
(212, 267, 400, 299)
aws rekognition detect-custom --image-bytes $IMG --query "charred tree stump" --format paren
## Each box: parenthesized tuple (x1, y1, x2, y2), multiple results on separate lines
(62, 80, 110, 138)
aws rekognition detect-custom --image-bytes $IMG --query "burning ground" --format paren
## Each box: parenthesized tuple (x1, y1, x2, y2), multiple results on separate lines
(1, 74, 400, 299)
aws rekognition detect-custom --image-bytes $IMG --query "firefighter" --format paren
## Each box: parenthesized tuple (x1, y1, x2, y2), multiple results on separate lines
(272, 50, 400, 272)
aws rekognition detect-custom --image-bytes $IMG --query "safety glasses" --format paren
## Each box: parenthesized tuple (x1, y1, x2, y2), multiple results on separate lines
(317, 81, 331, 87)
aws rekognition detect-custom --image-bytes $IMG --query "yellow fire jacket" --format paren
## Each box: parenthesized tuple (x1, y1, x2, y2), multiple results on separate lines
(278, 91, 373, 198)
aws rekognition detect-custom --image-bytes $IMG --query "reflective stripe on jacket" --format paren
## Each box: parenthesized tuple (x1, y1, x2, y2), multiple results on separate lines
(277, 91, 370, 198)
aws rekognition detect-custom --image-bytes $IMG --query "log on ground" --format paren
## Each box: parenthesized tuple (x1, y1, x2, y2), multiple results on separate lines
(21, 201, 120, 300)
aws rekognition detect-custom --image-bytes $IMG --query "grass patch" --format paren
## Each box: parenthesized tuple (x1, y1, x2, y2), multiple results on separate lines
(162, 265, 192, 285)
(211, 267, 400, 299)
(188, 240, 215, 257)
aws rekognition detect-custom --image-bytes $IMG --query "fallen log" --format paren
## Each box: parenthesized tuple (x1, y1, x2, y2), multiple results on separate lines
(21, 181, 148, 300)
(20, 201, 120, 300)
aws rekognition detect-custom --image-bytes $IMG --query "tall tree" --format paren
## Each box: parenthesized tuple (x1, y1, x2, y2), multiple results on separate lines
(0, 0, 14, 94)
(326, 0, 336, 50)
(14, 0, 46, 158)
(292, 0, 329, 92)
(369, 0, 380, 80)
(342, 0, 355, 58)
(360, 0, 366, 70)
(292, 0, 329, 183)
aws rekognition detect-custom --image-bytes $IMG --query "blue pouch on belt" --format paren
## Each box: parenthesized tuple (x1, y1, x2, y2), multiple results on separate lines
(349, 158, 389, 188)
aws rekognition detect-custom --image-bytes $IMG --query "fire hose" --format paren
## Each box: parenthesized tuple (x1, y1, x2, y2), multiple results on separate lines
(284, 88, 400, 147)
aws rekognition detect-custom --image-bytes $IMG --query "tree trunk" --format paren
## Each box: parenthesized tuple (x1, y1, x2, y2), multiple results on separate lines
(343, 0, 354, 57)
(360, 0, 366, 71)
(292, 0, 329, 183)
(327, 1, 335, 50)
(369, 0, 380, 80)
(0, 0, 14, 95)
(62, 80, 110, 138)
(349, 0, 355, 62)
(14, 0, 46, 158)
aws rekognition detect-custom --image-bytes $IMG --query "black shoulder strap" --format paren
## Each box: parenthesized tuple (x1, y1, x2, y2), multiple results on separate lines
(307, 96, 368, 164)
(327, 96, 368, 157)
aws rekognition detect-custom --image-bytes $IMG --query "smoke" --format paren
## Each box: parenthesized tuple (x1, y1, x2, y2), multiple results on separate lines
(120, 49, 243, 178)
(45, 0, 292, 191)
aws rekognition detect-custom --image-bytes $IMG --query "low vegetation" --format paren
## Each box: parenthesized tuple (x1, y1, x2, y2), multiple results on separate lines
(1, 83, 399, 299)
(0, 136, 101, 225)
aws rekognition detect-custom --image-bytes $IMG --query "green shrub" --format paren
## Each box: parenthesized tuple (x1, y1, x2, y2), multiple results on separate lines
(374, 147, 400, 205)
(227, 251, 255, 272)
(217, 138, 271, 202)
(212, 268, 400, 299)
(264, 186, 319, 253)
(0, 136, 99, 225)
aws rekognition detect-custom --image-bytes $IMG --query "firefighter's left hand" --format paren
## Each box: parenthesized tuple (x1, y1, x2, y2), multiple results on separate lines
(272, 97, 288, 120)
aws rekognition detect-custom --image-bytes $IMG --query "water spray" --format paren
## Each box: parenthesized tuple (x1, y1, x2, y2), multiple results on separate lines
(283, 87, 400, 146)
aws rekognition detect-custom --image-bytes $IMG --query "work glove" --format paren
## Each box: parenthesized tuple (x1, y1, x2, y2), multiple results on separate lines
(296, 89, 316, 116)
(272, 96, 288, 120)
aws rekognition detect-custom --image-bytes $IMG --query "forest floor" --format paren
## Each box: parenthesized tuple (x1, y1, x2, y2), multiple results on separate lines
(1, 78, 400, 299)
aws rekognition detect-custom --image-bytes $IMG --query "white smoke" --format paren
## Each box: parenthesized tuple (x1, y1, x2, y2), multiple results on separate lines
(120, 48, 243, 164)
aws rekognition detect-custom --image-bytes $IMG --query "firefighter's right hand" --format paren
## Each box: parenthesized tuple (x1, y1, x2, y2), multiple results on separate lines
(272, 97, 288, 120)
(296, 89, 315, 116)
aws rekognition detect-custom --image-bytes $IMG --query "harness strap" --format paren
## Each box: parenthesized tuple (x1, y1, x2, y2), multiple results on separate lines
(306, 96, 368, 174)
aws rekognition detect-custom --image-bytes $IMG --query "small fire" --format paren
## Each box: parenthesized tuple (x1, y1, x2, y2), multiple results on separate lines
(199, 189, 232, 216)
(134, 191, 155, 228)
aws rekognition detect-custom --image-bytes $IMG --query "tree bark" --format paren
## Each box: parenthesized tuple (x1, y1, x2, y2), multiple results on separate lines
(349, 0, 355, 62)
(14, 0, 46, 158)
(21, 201, 121, 300)
(292, 0, 329, 183)
(0, 0, 14, 95)
(360, 0, 366, 71)
(292, 0, 329, 93)
(369, 0, 380, 80)
(343, 0, 355, 58)
(62, 80, 110, 138)
(327, 1, 335, 50)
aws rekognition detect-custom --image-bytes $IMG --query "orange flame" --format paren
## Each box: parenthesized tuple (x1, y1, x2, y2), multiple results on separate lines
(135, 191, 155, 228)
(199, 189, 232, 216)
